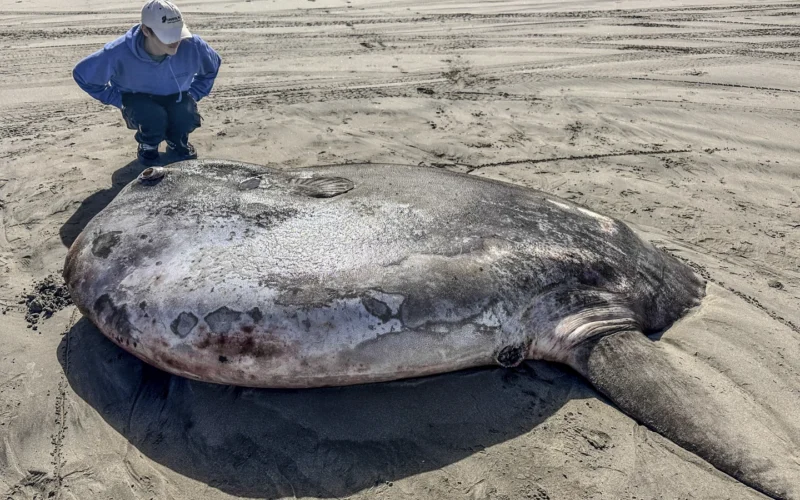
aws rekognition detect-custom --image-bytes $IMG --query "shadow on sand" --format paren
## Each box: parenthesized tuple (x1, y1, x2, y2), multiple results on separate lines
(59, 157, 171, 248)
(59, 318, 585, 499)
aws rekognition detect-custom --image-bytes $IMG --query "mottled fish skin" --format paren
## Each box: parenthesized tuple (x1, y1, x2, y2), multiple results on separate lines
(64, 161, 704, 388)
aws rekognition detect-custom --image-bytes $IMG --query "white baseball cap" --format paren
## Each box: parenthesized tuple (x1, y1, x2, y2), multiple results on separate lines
(141, 0, 192, 44)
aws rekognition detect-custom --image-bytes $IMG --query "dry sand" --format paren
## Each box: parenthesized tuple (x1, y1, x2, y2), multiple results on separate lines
(1, 0, 799, 499)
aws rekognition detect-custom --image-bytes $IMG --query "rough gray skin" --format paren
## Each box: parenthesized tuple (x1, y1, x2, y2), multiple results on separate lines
(64, 161, 798, 499)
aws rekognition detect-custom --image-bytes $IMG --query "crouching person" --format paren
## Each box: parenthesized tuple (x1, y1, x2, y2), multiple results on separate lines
(73, 0, 221, 164)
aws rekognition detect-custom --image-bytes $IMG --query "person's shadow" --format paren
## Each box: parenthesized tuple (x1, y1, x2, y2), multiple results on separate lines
(59, 158, 170, 248)
(56, 160, 585, 498)
(60, 319, 583, 499)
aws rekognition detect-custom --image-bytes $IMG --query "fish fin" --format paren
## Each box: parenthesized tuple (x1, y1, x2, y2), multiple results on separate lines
(286, 176, 354, 198)
(569, 329, 799, 499)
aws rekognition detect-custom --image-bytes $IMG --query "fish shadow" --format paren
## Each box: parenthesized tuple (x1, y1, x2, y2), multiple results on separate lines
(59, 158, 171, 248)
(60, 318, 585, 499)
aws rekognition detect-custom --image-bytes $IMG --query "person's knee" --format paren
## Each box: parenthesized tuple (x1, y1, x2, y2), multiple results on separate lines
(121, 93, 168, 132)
(169, 97, 202, 135)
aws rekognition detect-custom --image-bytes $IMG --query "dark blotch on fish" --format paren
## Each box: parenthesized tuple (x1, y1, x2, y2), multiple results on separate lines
(205, 306, 243, 335)
(91, 231, 123, 259)
(362, 296, 394, 323)
(171, 312, 199, 338)
(93, 294, 136, 340)
(248, 307, 263, 323)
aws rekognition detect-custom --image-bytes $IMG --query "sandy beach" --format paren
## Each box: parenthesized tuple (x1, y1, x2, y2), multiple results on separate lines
(1, 0, 799, 498)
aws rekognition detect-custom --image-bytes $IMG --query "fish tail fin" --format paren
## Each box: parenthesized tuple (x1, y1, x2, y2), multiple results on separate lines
(569, 329, 800, 499)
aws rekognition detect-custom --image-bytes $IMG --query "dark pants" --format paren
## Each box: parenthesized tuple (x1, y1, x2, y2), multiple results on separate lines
(121, 92, 202, 148)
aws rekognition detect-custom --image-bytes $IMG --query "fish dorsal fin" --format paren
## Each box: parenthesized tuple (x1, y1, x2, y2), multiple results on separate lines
(236, 173, 355, 198)
(285, 176, 355, 198)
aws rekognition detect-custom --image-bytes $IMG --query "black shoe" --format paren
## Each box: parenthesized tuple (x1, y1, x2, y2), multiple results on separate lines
(137, 143, 159, 164)
(166, 140, 198, 160)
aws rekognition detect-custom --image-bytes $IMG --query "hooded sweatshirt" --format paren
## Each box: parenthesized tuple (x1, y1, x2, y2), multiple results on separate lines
(73, 25, 221, 109)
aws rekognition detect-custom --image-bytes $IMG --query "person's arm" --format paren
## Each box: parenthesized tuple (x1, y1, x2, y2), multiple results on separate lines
(188, 37, 221, 102)
(73, 46, 123, 108)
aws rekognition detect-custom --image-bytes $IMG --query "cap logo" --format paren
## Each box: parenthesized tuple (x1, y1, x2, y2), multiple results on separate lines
(161, 14, 181, 24)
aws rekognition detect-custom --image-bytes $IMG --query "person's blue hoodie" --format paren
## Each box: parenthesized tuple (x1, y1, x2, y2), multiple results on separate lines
(73, 25, 221, 109)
